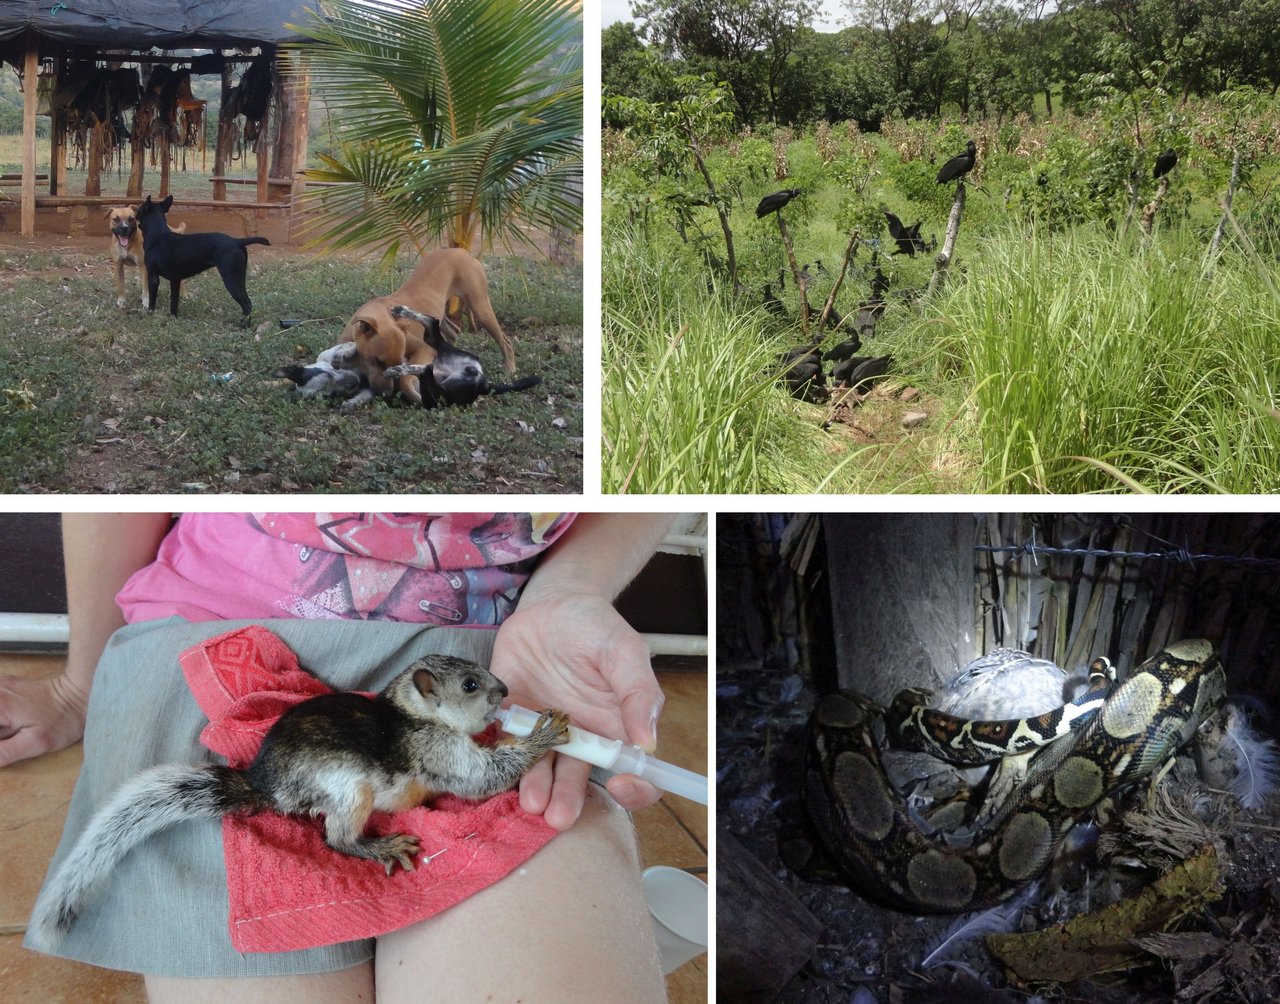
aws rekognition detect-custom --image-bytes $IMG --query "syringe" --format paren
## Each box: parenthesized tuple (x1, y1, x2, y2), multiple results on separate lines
(494, 704, 708, 805)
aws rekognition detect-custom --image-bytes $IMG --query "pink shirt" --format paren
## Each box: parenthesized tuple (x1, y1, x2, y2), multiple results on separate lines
(117, 513, 575, 625)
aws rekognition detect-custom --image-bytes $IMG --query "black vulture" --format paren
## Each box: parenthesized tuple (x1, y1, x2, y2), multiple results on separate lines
(853, 303, 885, 338)
(815, 259, 831, 278)
(884, 209, 928, 256)
(822, 335, 862, 362)
(798, 265, 813, 289)
(762, 283, 786, 317)
(1153, 148, 1178, 180)
(777, 267, 786, 289)
(936, 140, 977, 184)
(780, 349, 828, 402)
(870, 268, 890, 302)
(756, 188, 802, 218)
(832, 354, 893, 392)
(780, 344, 822, 365)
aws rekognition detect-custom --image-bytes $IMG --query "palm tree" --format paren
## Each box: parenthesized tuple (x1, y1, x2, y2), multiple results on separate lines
(290, 0, 582, 263)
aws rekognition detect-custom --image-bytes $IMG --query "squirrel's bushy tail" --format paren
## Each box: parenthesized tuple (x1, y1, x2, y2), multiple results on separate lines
(30, 764, 265, 941)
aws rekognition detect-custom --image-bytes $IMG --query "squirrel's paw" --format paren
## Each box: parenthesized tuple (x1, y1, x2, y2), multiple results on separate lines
(369, 833, 422, 875)
(531, 709, 572, 746)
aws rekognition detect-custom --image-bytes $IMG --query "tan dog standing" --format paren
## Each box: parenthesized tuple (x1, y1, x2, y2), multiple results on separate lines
(107, 205, 185, 309)
(341, 249, 516, 405)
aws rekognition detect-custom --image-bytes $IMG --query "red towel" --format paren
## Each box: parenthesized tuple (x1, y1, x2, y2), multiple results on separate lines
(178, 625, 557, 953)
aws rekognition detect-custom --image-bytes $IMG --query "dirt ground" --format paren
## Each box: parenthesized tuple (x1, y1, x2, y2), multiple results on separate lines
(0, 230, 584, 494)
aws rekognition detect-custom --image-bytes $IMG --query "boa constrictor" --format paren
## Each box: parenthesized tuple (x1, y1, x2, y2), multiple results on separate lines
(802, 639, 1226, 913)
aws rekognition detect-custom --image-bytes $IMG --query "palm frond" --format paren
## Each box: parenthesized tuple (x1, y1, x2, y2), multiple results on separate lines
(289, 0, 582, 254)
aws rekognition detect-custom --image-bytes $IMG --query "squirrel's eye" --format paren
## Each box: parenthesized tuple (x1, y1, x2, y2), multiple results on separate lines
(462, 678, 479, 693)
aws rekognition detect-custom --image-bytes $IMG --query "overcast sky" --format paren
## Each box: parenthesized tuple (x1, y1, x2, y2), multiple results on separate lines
(602, 0, 848, 33)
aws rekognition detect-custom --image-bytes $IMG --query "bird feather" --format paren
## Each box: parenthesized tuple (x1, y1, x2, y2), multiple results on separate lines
(919, 886, 1035, 968)
(1222, 706, 1280, 810)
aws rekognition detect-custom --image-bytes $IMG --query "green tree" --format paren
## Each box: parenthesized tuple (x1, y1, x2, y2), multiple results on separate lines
(633, 0, 819, 121)
(603, 21, 671, 112)
(606, 75, 742, 285)
(290, 0, 582, 261)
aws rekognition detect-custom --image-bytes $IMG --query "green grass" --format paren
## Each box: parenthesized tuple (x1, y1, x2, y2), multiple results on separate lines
(601, 228, 967, 494)
(603, 107, 1280, 493)
(0, 248, 582, 493)
(601, 214, 1280, 493)
(901, 224, 1280, 492)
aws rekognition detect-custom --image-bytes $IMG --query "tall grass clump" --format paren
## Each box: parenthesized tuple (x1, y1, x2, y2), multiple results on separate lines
(602, 228, 822, 493)
(914, 224, 1280, 492)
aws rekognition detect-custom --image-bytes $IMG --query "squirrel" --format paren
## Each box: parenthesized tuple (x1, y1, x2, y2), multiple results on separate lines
(32, 654, 570, 940)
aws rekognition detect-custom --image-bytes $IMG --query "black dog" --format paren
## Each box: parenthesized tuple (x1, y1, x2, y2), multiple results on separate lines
(135, 194, 270, 317)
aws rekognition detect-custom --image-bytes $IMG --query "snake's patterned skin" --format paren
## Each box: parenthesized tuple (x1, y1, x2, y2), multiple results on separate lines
(802, 640, 1226, 913)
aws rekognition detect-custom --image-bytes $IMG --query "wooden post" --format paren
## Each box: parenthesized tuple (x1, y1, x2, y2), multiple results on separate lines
(776, 215, 808, 335)
(20, 31, 39, 236)
(159, 129, 171, 198)
(1140, 175, 1170, 236)
(288, 68, 310, 200)
(212, 54, 233, 203)
(85, 122, 104, 197)
(1209, 145, 1244, 260)
(50, 58, 66, 196)
(255, 111, 271, 217)
(127, 122, 146, 197)
(824, 513, 977, 695)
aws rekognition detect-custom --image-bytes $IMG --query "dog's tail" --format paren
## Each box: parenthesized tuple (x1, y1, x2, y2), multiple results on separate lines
(238, 237, 271, 248)
(29, 764, 267, 941)
(485, 375, 542, 396)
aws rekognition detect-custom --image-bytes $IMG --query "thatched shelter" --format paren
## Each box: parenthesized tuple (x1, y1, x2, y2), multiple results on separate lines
(0, 0, 314, 238)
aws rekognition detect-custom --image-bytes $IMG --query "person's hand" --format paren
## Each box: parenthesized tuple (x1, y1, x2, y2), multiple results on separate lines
(0, 672, 89, 768)
(489, 589, 665, 830)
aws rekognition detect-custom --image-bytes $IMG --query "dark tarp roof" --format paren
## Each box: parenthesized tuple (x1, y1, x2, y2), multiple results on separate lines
(0, 0, 315, 50)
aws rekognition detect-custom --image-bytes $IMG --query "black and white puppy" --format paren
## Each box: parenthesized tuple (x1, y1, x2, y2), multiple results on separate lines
(272, 343, 367, 401)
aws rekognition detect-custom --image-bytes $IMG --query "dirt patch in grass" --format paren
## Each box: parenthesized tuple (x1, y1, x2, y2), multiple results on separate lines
(822, 380, 938, 442)
(0, 234, 583, 494)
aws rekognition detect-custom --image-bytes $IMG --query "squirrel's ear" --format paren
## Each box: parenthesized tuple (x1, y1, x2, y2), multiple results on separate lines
(412, 668, 436, 697)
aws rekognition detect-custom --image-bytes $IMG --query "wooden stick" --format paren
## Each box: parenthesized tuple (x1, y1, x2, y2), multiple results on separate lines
(817, 229, 861, 331)
(927, 180, 966, 296)
(1209, 146, 1243, 259)
(1140, 175, 1170, 235)
(776, 215, 809, 335)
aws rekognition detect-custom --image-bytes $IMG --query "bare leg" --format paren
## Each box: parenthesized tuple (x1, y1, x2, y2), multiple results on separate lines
(146, 965, 374, 1004)
(375, 784, 665, 1003)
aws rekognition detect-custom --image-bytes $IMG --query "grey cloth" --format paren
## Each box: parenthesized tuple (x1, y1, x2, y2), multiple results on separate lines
(24, 617, 497, 978)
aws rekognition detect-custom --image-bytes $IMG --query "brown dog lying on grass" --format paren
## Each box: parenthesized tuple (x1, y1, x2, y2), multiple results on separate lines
(340, 249, 517, 405)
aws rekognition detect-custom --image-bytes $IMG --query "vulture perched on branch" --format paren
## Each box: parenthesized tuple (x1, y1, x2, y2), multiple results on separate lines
(936, 140, 977, 184)
(756, 188, 802, 218)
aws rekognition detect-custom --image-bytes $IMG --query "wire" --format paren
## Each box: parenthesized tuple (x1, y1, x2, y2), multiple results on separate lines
(975, 541, 1280, 571)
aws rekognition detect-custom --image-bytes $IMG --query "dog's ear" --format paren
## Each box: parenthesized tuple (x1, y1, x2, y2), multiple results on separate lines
(353, 319, 375, 339)
(141, 195, 152, 209)
(160, 195, 174, 212)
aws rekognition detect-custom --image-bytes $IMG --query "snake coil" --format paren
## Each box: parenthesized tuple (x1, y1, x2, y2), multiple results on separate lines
(802, 640, 1226, 913)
